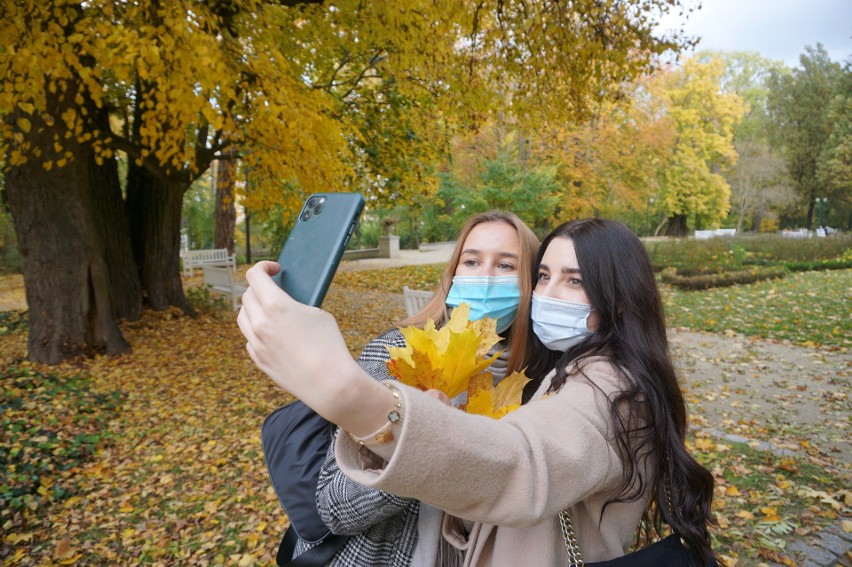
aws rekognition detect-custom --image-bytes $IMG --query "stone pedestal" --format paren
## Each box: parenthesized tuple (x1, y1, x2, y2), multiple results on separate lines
(378, 234, 400, 258)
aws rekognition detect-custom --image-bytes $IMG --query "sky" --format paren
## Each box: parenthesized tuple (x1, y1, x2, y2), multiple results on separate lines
(658, 0, 851, 68)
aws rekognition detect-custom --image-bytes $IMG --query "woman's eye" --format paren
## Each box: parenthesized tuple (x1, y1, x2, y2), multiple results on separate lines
(497, 262, 516, 271)
(536, 272, 549, 282)
(567, 277, 583, 287)
(462, 258, 479, 267)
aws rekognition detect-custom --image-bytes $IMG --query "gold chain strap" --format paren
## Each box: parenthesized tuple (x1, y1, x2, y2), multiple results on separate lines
(665, 480, 675, 522)
(561, 475, 677, 565)
(559, 509, 584, 567)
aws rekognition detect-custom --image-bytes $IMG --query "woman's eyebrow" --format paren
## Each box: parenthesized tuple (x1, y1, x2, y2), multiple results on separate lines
(561, 266, 582, 274)
(461, 249, 519, 260)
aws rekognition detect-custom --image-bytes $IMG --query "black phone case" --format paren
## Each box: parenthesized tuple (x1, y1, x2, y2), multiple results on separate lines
(271, 193, 365, 307)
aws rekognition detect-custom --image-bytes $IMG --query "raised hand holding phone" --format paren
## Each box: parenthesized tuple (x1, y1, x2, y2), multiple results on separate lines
(238, 260, 394, 437)
(270, 193, 365, 307)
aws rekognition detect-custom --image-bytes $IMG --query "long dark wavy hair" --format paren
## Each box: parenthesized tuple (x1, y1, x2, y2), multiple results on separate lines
(524, 219, 716, 566)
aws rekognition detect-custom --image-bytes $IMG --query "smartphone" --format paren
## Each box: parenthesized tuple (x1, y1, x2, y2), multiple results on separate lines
(271, 193, 365, 307)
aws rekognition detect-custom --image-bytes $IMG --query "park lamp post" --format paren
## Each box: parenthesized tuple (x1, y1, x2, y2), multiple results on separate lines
(646, 197, 655, 236)
(815, 196, 828, 228)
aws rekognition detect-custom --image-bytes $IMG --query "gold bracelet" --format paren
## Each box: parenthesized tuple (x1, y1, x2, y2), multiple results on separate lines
(350, 382, 403, 446)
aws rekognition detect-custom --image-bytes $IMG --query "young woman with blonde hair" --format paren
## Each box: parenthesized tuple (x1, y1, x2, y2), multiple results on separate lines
(299, 210, 539, 566)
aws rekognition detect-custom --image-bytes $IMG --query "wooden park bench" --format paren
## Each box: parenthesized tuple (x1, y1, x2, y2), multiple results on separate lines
(181, 248, 236, 277)
(402, 286, 433, 317)
(202, 265, 247, 311)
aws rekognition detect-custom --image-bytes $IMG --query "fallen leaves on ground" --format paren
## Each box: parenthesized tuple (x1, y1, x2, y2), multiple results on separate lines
(690, 433, 849, 565)
(333, 263, 446, 293)
(0, 279, 398, 566)
(0, 268, 849, 566)
(0, 275, 26, 313)
(2, 306, 290, 565)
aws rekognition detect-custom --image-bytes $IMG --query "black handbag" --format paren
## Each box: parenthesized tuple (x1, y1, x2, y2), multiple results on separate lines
(559, 509, 693, 566)
(261, 400, 349, 566)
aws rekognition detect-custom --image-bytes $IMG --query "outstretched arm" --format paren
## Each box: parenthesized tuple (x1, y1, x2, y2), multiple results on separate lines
(238, 261, 397, 437)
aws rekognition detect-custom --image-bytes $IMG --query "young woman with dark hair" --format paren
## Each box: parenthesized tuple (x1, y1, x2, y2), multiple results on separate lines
(238, 218, 716, 566)
(523, 218, 716, 564)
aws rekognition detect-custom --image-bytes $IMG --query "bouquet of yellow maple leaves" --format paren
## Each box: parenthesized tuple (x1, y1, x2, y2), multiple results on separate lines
(385, 303, 529, 419)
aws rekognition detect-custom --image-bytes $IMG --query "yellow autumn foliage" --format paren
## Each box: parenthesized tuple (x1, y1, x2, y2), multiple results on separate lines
(466, 370, 531, 419)
(1, 0, 697, 221)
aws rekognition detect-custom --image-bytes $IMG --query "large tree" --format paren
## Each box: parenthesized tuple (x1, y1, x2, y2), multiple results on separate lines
(1, 0, 694, 362)
(814, 60, 852, 228)
(766, 45, 845, 228)
(708, 50, 792, 231)
(644, 56, 746, 236)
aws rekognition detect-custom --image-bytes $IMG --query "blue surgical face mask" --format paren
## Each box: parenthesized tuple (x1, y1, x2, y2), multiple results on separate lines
(445, 275, 521, 334)
(531, 293, 593, 351)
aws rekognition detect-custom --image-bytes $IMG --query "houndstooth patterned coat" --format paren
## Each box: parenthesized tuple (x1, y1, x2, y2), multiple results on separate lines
(293, 329, 421, 566)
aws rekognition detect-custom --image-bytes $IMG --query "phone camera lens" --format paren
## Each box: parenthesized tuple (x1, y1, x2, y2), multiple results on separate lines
(306, 196, 318, 208)
(313, 203, 323, 215)
(300, 210, 312, 222)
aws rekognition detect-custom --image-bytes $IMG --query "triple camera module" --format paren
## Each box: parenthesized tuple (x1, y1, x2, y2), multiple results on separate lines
(300, 196, 325, 222)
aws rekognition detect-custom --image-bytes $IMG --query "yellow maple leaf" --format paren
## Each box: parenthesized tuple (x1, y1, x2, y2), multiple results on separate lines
(471, 317, 501, 357)
(467, 370, 531, 419)
(386, 303, 502, 398)
(465, 373, 495, 415)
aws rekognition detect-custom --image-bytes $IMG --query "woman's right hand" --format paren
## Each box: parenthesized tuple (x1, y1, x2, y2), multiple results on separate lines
(425, 389, 452, 405)
(238, 261, 394, 435)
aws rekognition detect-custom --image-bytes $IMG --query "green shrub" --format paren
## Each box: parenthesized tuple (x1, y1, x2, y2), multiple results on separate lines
(351, 219, 381, 249)
(646, 233, 851, 278)
(660, 266, 788, 290)
(738, 233, 850, 262)
(743, 258, 852, 272)
(646, 238, 744, 274)
(185, 284, 229, 313)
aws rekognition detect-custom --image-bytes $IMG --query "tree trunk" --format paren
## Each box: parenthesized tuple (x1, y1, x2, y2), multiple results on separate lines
(214, 150, 237, 254)
(4, 104, 129, 363)
(244, 205, 252, 265)
(88, 109, 142, 321)
(665, 214, 689, 237)
(806, 201, 815, 230)
(126, 163, 194, 313)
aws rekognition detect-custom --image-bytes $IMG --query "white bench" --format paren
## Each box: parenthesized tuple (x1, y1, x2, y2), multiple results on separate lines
(203, 266, 247, 310)
(694, 229, 736, 240)
(181, 248, 236, 276)
(781, 228, 811, 239)
(402, 286, 433, 317)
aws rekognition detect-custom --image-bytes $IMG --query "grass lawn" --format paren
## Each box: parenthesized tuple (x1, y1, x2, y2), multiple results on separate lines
(663, 269, 850, 349)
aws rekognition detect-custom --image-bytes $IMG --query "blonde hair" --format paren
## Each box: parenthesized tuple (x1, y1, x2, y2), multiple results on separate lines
(399, 211, 539, 375)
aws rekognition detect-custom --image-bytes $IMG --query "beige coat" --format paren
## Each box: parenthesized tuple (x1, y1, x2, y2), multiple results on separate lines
(336, 358, 651, 566)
